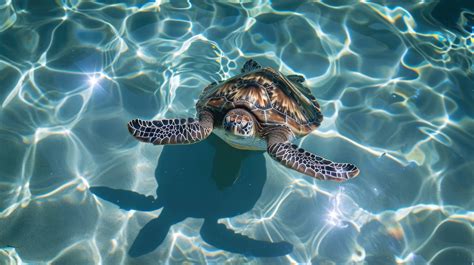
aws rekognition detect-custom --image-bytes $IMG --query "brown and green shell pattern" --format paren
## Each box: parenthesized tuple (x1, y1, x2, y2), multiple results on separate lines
(196, 62, 323, 137)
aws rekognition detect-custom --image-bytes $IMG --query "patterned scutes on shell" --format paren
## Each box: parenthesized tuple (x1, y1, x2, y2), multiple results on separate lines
(197, 68, 323, 136)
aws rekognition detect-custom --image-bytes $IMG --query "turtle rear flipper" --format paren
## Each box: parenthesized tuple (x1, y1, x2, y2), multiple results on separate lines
(200, 219, 293, 257)
(90, 186, 162, 211)
(241, 59, 262, 73)
(286, 74, 305, 83)
(128, 111, 213, 145)
(267, 141, 359, 182)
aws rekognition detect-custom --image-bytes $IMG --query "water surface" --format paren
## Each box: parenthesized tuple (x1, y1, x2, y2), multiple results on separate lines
(0, 1, 473, 264)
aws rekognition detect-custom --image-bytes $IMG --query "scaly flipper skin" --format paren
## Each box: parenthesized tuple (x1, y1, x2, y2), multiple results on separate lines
(128, 111, 213, 145)
(265, 127, 359, 182)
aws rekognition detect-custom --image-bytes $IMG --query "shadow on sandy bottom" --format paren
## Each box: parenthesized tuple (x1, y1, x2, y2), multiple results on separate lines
(90, 135, 292, 257)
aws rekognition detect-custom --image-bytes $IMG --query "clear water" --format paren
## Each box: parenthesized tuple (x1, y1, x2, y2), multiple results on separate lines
(0, 1, 473, 264)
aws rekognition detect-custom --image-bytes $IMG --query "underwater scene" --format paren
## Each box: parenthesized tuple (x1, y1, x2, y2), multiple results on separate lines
(0, 1, 473, 264)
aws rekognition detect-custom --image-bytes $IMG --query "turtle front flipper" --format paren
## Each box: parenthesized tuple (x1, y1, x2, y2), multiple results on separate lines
(128, 111, 214, 145)
(265, 128, 359, 182)
(267, 142, 359, 181)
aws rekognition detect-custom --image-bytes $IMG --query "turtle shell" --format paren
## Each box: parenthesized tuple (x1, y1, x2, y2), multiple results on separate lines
(196, 67, 323, 136)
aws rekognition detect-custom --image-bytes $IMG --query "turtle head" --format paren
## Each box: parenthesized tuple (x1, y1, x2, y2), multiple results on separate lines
(223, 108, 256, 137)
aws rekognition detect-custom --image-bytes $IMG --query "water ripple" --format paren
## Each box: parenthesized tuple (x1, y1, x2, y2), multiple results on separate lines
(0, 1, 472, 264)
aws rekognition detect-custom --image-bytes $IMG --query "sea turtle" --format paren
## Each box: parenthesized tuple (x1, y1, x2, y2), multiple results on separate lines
(128, 59, 359, 181)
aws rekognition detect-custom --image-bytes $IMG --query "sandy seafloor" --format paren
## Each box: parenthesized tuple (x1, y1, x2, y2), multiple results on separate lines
(0, 1, 473, 264)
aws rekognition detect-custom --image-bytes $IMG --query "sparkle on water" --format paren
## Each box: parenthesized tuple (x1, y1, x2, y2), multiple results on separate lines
(0, 1, 473, 264)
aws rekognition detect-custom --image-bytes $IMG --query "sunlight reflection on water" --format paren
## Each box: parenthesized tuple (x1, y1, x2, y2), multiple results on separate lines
(0, 1, 473, 264)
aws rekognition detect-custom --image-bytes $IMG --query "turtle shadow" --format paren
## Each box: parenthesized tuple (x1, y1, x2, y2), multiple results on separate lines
(90, 135, 293, 258)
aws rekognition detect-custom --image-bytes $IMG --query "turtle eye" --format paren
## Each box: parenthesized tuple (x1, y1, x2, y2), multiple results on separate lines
(241, 121, 254, 135)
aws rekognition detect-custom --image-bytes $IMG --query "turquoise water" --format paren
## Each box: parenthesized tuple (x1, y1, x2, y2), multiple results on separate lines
(0, 1, 473, 264)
